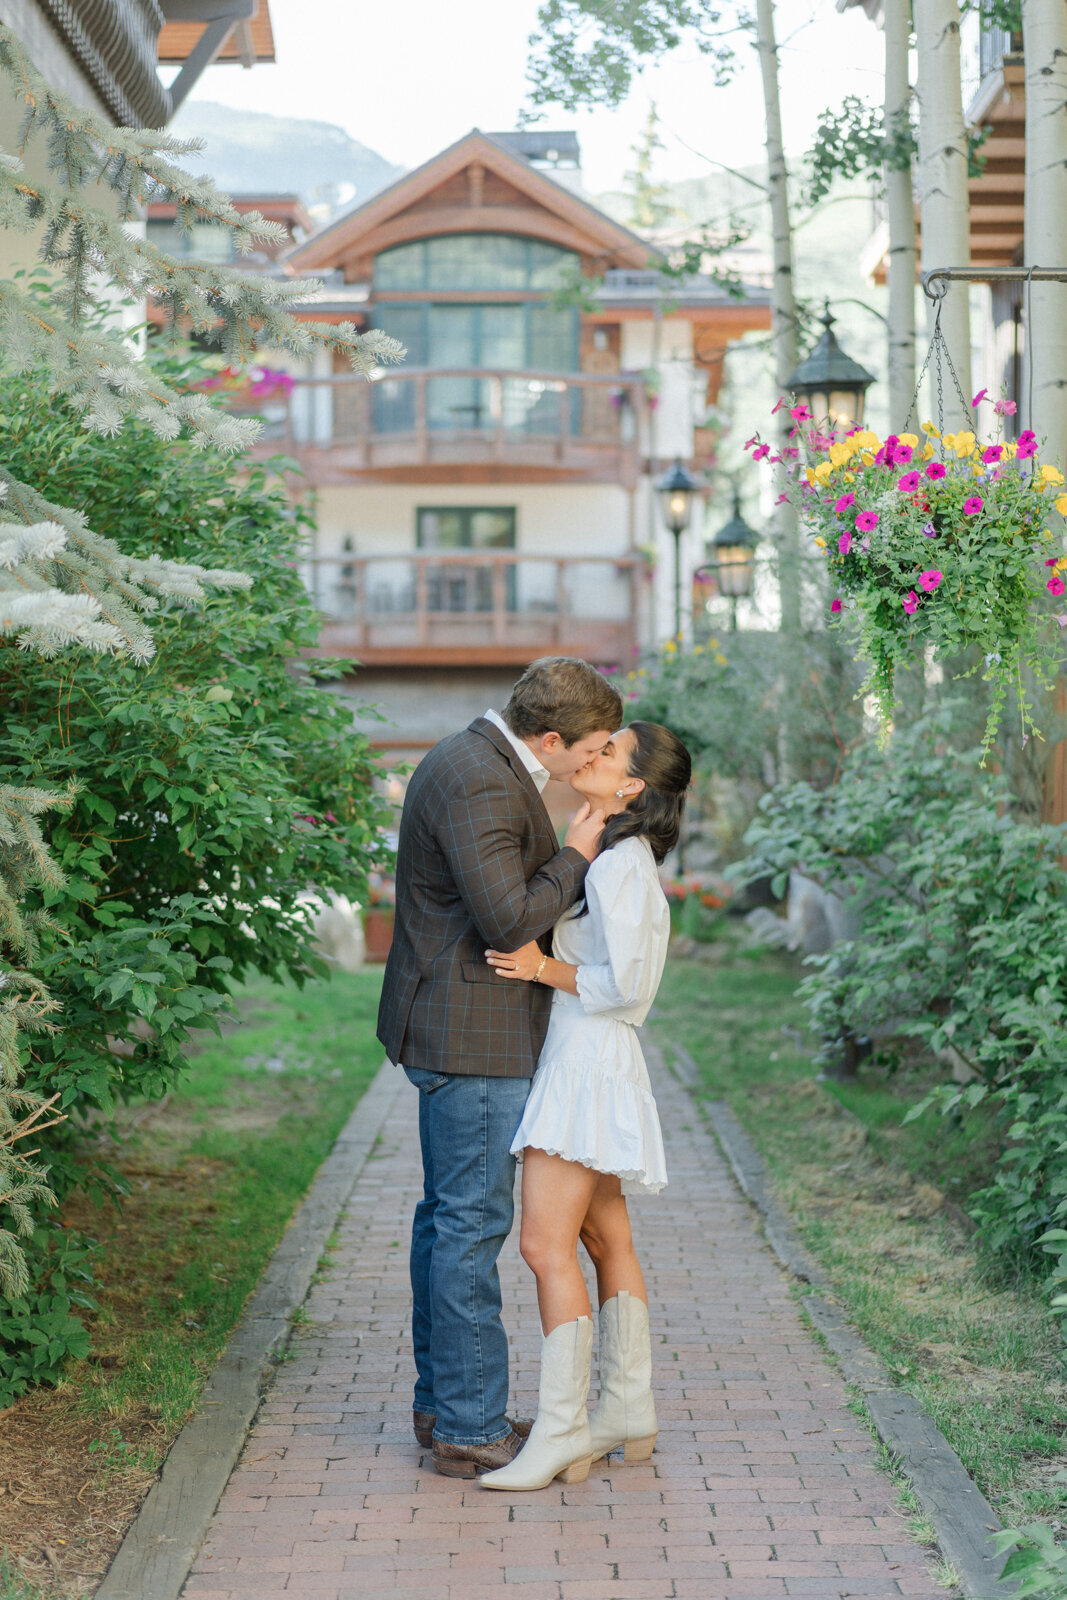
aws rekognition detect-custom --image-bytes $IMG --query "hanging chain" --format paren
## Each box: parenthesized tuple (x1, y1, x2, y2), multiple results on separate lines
(902, 297, 971, 436)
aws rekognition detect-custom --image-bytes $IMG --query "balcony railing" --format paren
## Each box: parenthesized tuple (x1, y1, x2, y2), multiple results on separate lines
(247, 368, 645, 482)
(303, 552, 641, 666)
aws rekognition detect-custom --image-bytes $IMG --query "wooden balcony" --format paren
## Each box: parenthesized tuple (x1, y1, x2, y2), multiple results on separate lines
(303, 552, 641, 667)
(248, 368, 644, 485)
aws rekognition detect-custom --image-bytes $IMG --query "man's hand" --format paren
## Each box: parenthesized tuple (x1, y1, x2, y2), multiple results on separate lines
(564, 800, 605, 864)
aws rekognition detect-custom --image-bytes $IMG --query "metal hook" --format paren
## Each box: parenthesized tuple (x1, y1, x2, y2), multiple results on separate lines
(921, 270, 950, 302)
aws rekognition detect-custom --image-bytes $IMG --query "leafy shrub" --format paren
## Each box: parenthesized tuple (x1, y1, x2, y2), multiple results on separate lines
(0, 360, 390, 1396)
(0, 1226, 95, 1407)
(736, 709, 1067, 1269)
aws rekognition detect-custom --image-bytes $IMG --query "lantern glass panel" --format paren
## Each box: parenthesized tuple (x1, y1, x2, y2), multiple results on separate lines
(715, 545, 754, 598)
(829, 388, 863, 426)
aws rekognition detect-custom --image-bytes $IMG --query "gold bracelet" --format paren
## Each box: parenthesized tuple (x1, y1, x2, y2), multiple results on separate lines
(534, 954, 548, 983)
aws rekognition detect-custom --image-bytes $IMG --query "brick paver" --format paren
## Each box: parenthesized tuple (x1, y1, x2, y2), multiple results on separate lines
(184, 1048, 944, 1600)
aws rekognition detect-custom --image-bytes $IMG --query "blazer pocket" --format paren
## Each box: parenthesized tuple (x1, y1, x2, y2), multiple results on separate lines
(460, 962, 500, 984)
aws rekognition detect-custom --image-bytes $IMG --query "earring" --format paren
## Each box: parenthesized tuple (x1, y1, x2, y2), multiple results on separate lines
(615, 789, 625, 798)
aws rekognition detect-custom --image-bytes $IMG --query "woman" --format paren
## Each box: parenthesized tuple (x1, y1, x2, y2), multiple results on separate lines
(479, 720, 691, 1492)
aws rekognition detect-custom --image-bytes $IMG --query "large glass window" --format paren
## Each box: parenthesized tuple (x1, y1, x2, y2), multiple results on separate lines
(371, 304, 578, 433)
(376, 234, 577, 291)
(416, 507, 517, 613)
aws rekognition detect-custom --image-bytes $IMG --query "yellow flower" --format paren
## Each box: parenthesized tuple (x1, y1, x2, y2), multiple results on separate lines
(922, 442, 935, 460)
(805, 467, 817, 487)
(1057, 558, 1067, 571)
(898, 433, 919, 448)
(973, 463, 984, 477)
(714, 652, 727, 667)
(1055, 494, 1067, 516)
(829, 441, 852, 468)
(921, 421, 940, 436)
(663, 640, 677, 653)
(1003, 441, 1018, 459)
(844, 471, 856, 481)
(850, 429, 879, 450)
(692, 644, 703, 654)
(943, 433, 957, 450)
(860, 451, 875, 468)
(814, 460, 834, 481)
(814, 536, 827, 549)
(708, 638, 720, 649)
(1040, 464, 1065, 486)
(954, 431, 976, 457)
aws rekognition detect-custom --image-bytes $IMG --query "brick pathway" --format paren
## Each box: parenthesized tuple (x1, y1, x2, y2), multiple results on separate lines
(184, 1046, 944, 1600)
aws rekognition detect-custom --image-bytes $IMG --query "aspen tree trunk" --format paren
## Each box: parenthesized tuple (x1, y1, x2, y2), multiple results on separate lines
(915, 0, 972, 428)
(884, 0, 916, 429)
(754, 0, 800, 642)
(1022, 0, 1067, 464)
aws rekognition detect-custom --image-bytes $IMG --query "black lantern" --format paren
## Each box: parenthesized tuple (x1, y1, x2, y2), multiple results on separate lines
(786, 302, 875, 433)
(655, 458, 700, 638)
(709, 492, 758, 631)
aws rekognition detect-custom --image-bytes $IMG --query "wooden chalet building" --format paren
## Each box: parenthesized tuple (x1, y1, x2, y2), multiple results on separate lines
(266, 129, 771, 754)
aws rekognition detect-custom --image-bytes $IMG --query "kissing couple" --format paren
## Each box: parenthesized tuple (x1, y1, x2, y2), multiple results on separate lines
(377, 655, 691, 1490)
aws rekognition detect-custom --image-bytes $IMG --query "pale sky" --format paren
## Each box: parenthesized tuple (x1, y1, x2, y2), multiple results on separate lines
(183, 0, 887, 194)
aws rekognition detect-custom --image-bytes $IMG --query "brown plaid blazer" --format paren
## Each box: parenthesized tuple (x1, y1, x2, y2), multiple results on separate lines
(377, 717, 589, 1077)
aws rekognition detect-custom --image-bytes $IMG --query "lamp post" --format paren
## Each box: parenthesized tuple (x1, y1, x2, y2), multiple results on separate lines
(708, 492, 758, 632)
(786, 302, 875, 435)
(655, 458, 700, 639)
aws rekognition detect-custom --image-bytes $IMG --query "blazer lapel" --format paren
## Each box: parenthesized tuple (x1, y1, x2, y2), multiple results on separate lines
(469, 717, 556, 841)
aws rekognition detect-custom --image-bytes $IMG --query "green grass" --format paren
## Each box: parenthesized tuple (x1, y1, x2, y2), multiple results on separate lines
(647, 933, 1067, 1527)
(0, 1557, 49, 1600)
(67, 966, 386, 1429)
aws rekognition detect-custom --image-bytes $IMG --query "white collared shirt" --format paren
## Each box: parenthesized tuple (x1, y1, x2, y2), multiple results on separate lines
(484, 708, 550, 793)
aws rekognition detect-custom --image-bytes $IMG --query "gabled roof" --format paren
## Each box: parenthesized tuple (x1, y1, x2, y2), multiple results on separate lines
(285, 130, 652, 276)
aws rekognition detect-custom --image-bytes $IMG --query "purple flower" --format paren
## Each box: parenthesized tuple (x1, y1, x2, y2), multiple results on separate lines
(830, 597, 842, 614)
(897, 471, 921, 493)
(922, 521, 938, 538)
(919, 569, 943, 592)
(963, 496, 984, 515)
(856, 511, 880, 533)
(901, 591, 919, 615)
(838, 531, 852, 555)
(860, 535, 871, 553)
(925, 462, 946, 481)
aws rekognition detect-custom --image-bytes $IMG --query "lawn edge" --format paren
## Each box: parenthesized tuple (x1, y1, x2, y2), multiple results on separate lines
(659, 1039, 1018, 1600)
(94, 1055, 403, 1600)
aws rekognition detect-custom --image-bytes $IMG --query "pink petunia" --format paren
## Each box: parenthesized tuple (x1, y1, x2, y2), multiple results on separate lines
(919, 569, 943, 592)
(772, 396, 790, 414)
(901, 591, 919, 614)
(890, 443, 914, 465)
(830, 598, 843, 614)
(834, 492, 856, 513)
(838, 531, 852, 555)
(925, 462, 946, 480)
(963, 496, 984, 515)
(1049, 576, 1067, 596)
(972, 389, 988, 408)
(789, 403, 812, 422)
(752, 443, 771, 461)
(897, 471, 921, 492)
(1017, 430, 1038, 460)
(856, 511, 880, 533)
(1046, 558, 1060, 567)
(994, 398, 1017, 417)
(982, 445, 1003, 465)
(744, 434, 759, 451)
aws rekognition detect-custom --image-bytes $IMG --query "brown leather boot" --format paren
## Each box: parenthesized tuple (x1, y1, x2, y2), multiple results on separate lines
(432, 1427, 527, 1478)
(414, 1412, 532, 1449)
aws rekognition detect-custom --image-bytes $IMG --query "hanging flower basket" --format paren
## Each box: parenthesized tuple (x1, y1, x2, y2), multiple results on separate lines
(746, 396, 1066, 754)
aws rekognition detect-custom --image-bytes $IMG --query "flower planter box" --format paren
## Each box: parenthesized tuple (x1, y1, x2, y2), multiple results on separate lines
(363, 907, 394, 963)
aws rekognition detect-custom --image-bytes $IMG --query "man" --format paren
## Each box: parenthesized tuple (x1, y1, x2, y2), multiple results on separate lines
(378, 656, 623, 1477)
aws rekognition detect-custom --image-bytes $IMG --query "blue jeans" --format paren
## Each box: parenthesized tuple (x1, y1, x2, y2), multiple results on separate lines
(404, 1066, 530, 1445)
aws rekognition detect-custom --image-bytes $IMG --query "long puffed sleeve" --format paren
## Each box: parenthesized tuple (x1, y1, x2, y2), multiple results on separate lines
(573, 841, 670, 1021)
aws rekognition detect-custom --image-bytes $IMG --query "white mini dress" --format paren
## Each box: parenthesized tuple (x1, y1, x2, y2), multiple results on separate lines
(510, 834, 669, 1195)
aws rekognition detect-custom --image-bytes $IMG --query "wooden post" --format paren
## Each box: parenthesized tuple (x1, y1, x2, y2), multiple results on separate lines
(414, 374, 427, 465)
(492, 559, 508, 644)
(415, 557, 429, 647)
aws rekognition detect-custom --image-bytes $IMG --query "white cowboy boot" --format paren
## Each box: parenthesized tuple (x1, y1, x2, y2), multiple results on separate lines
(480, 1317, 594, 1490)
(588, 1291, 658, 1462)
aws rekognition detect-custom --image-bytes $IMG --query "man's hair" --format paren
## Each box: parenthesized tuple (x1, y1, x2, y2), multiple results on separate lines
(502, 657, 623, 748)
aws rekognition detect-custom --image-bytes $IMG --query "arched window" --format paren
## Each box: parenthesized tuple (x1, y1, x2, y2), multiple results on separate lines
(375, 234, 578, 291)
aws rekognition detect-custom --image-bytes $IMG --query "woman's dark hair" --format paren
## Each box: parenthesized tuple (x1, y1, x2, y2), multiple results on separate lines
(570, 724, 691, 918)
